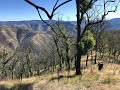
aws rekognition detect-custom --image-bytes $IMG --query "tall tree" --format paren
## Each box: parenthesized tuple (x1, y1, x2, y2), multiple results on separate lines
(75, 0, 119, 75)
(91, 21, 109, 64)
(24, 0, 120, 75)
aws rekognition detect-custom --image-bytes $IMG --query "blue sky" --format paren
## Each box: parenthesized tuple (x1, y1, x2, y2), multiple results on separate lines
(0, 0, 120, 21)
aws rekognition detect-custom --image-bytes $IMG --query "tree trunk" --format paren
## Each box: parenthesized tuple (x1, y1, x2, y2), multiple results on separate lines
(91, 50, 93, 63)
(94, 55, 97, 64)
(75, 0, 82, 75)
(108, 49, 111, 62)
(11, 68, 14, 79)
(76, 53, 82, 75)
(59, 58, 62, 71)
(94, 40, 97, 64)
(86, 54, 89, 66)
(113, 50, 116, 59)
(66, 42, 70, 72)
(66, 56, 70, 71)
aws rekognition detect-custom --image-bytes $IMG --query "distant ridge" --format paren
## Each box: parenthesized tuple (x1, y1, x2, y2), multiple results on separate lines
(0, 18, 120, 51)
(0, 18, 120, 30)
(108, 18, 120, 30)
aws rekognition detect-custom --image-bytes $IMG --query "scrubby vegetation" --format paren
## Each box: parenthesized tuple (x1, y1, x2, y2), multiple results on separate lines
(0, 0, 120, 90)
(0, 63, 120, 90)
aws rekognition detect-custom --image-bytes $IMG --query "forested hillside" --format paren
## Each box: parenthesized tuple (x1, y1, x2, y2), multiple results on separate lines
(0, 0, 120, 90)
(0, 20, 120, 80)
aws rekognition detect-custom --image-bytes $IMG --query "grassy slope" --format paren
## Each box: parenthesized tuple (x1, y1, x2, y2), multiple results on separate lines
(0, 63, 120, 90)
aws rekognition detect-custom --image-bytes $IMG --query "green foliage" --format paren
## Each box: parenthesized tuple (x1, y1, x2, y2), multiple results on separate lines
(78, 30, 95, 55)
(79, 0, 93, 13)
(82, 16, 86, 21)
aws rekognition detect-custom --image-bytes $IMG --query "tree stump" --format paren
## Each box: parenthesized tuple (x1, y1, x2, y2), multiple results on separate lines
(98, 62, 103, 71)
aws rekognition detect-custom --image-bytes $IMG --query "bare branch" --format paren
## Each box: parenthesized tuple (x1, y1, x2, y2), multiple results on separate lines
(24, 0, 51, 19)
(53, 0, 60, 9)
(80, 0, 120, 39)
(24, 0, 72, 20)
(51, 0, 72, 19)
(36, 8, 61, 36)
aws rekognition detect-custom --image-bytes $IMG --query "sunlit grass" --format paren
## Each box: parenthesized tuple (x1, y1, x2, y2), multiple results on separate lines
(0, 76, 37, 89)
(45, 63, 120, 89)
(0, 63, 120, 90)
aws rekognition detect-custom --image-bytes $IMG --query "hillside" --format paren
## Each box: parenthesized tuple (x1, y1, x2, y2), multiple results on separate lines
(0, 18, 120, 51)
(0, 19, 120, 90)
(0, 63, 120, 90)
(0, 20, 76, 51)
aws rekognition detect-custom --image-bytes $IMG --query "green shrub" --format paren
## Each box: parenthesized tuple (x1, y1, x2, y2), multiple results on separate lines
(102, 77, 112, 84)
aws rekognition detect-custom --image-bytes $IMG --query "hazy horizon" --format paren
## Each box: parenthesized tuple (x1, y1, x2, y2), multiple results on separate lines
(0, 17, 120, 22)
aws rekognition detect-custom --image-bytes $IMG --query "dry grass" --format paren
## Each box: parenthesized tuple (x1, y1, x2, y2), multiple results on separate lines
(0, 76, 37, 89)
(43, 63, 120, 90)
(0, 63, 120, 90)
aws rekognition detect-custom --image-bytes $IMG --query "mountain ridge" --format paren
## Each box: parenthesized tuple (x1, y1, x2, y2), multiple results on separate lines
(0, 18, 120, 51)
(0, 18, 120, 30)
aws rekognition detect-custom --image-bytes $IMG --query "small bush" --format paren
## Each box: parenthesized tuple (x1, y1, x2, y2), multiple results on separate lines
(102, 77, 112, 84)
(82, 81, 91, 88)
(91, 73, 99, 80)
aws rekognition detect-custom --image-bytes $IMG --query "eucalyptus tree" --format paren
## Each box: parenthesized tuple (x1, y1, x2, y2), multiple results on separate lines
(24, 0, 120, 75)
(91, 21, 109, 63)
(107, 30, 120, 63)
(53, 21, 74, 72)
(79, 30, 95, 66)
